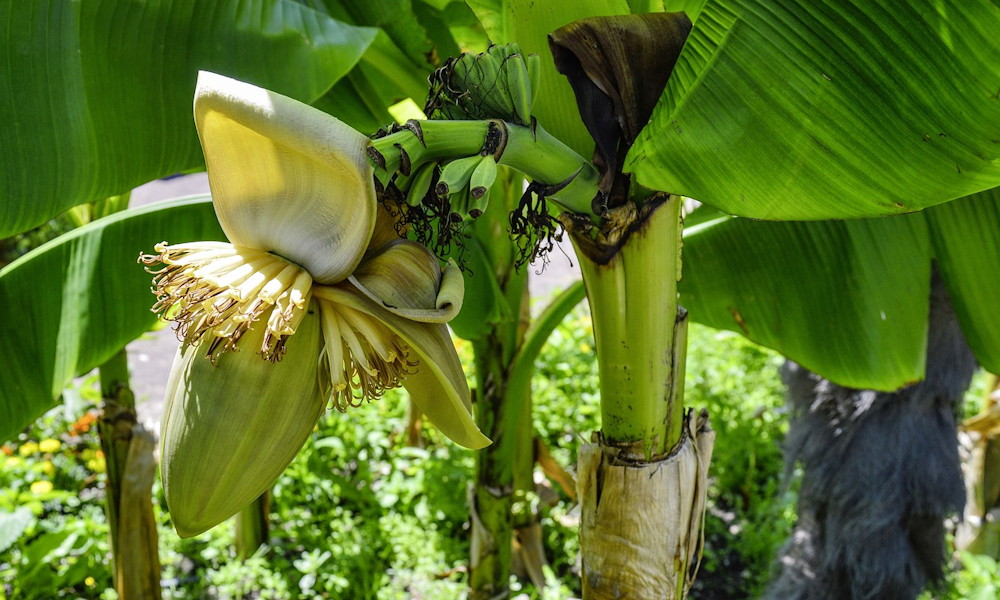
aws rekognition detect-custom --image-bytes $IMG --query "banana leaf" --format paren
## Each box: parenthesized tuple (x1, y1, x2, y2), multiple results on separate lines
(0, 197, 223, 443)
(628, 0, 1000, 220)
(680, 187, 1000, 390)
(0, 0, 376, 238)
(306, 0, 476, 131)
(925, 187, 1000, 373)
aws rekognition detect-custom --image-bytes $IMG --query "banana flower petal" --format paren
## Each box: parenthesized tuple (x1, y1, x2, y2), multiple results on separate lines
(194, 71, 375, 285)
(314, 285, 488, 449)
(143, 72, 487, 538)
(349, 239, 464, 323)
(160, 306, 325, 538)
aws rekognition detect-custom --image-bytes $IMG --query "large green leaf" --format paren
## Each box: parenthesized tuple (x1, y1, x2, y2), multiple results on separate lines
(680, 208, 932, 390)
(0, 0, 376, 238)
(681, 188, 1000, 390)
(628, 0, 1000, 219)
(926, 187, 1000, 374)
(0, 197, 223, 444)
(314, 70, 397, 134)
(309, 0, 476, 132)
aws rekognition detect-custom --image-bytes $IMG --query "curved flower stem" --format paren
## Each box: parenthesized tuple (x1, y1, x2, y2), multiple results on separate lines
(369, 119, 600, 218)
(234, 491, 270, 559)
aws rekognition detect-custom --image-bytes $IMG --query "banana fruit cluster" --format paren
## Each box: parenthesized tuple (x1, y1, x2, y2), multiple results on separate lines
(428, 43, 540, 127)
(394, 153, 500, 223)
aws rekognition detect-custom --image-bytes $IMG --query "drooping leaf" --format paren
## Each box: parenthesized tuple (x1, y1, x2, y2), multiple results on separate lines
(926, 187, 1000, 374)
(307, 0, 468, 132)
(680, 208, 932, 390)
(628, 0, 1000, 219)
(313, 71, 396, 134)
(314, 0, 437, 69)
(357, 30, 435, 108)
(550, 12, 692, 205)
(0, 0, 376, 238)
(0, 197, 224, 444)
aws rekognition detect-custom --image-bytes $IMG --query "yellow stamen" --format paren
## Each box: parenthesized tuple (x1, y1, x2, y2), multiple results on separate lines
(316, 297, 414, 412)
(139, 242, 313, 363)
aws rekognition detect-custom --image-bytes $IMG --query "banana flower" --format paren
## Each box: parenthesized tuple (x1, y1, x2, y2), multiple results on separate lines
(140, 72, 488, 537)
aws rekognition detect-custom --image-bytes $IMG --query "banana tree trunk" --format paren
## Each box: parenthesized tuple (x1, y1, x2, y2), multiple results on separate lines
(469, 335, 517, 599)
(468, 178, 532, 599)
(569, 196, 714, 598)
(97, 349, 162, 599)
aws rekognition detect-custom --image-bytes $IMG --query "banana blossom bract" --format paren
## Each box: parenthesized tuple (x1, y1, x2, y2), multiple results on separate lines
(142, 72, 488, 538)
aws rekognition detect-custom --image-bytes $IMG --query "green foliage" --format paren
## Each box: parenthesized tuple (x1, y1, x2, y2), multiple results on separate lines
(920, 552, 1000, 600)
(2, 309, 991, 599)
(0, 0, 376, 239)
(628, 0, 1000, 219)
(0, 375, 114, 600)
(0, 214, 77, 269)
(681, 189, 1000, 393)
(0, 197, 225, 446)
(681, 208, 932, 391)
(685, 326, 794, 598)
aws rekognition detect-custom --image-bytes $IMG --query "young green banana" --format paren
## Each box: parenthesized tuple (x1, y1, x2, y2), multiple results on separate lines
(404, 163, 437, 207)
(468, 156, 497, 219)
(436, 155, 482, 196)
(469, 156, 497, 200)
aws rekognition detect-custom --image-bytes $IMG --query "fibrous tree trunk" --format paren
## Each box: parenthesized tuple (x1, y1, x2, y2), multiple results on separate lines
(570, 197, 714, 599)
(768, 274, 977, 600)
(98, 349, 162, 600)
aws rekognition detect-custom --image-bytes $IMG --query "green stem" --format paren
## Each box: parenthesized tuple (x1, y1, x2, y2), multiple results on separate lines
(468, 171, 530, 599)
(498, 123, 599, 216)
(369, 120, 600, 217)
(573, 197, 686, 458)
(234, 491, 270, 559)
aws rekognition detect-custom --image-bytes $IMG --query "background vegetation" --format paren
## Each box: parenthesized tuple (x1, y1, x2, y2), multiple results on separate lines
(4, 293, 995, 599)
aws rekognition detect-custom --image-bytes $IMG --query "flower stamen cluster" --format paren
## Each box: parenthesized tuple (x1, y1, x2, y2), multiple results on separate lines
(139, 241, 311, 364)
(317, 300, 417, 412)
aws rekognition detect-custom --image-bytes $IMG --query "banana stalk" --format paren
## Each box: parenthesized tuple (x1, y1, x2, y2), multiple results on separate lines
(568, 196, 714, 599)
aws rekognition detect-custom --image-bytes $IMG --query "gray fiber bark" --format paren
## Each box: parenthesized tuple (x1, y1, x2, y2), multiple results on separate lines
(768, 275, 977, 600)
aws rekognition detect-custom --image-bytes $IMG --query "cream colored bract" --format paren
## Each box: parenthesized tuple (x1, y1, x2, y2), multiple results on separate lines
(143, 71, 488, 538)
